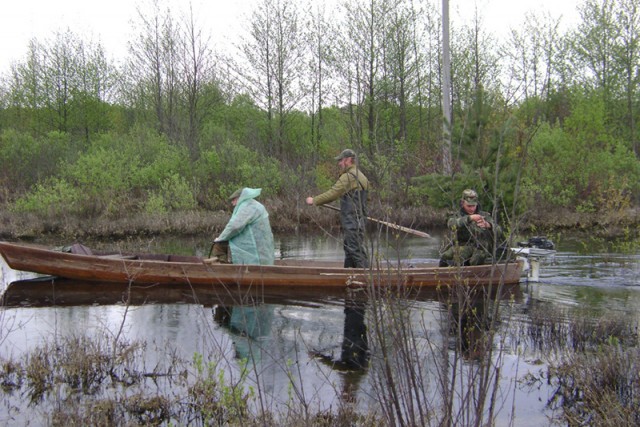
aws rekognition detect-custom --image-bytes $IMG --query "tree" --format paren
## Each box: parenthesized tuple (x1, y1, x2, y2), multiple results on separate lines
(334, 0, 386, 154)
(240, 0, 307, 158)
(3, 40, 47, 134)
(615, 0, 640, 157)
(126, 0, 181, 140)
(305, 1, 335, 162)
(2, 31, 117, 138)
(179, 3, 219, 160)
(570, 0, 621, 107)
(380, 0, 421, 143)
(503, 12, 563, 105)
(449, 9, 501, 171)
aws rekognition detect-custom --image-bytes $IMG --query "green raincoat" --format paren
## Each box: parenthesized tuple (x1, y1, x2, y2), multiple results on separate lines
(215, 188, 275, 265)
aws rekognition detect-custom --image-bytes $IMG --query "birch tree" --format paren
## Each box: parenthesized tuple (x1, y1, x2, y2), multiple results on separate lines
(4, 31, 116, 137)
(305, 2, 335, 160)
(570, 0, 621, 101)
(502, 12, 563, 104)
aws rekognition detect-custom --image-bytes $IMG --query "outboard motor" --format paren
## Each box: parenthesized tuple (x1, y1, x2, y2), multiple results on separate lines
(514, 236, 557, 282)
(518, 236, 555, 251)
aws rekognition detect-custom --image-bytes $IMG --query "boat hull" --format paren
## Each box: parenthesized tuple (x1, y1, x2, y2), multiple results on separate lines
(0, 242, 523, 288)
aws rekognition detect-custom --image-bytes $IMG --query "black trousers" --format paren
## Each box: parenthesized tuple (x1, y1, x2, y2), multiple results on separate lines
(343, 228, 369, 268)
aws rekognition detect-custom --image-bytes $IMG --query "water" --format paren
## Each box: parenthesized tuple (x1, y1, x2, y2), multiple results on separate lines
(1, 232, 639, 425)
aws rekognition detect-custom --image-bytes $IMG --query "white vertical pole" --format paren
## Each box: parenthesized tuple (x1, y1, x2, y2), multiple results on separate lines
(442, 0, 452, 175)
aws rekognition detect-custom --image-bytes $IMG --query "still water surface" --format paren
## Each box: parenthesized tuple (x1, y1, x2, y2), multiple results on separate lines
(1, 232, 639, 425)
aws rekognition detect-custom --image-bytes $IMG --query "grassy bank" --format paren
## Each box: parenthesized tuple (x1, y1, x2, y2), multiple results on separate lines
(0, 199, 638, 242)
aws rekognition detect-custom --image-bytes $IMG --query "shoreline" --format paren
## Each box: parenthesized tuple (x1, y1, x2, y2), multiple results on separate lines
(0, 205, 638, 242)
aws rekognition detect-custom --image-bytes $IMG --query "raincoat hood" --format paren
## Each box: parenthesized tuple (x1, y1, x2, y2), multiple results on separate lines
(234, 188, 262, 212)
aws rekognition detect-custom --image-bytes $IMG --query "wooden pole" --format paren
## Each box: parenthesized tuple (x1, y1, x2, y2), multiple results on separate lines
(320, 204, 431, 238)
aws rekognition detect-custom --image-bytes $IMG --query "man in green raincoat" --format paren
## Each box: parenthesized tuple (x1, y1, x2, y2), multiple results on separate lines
(212, 187, 275, 265)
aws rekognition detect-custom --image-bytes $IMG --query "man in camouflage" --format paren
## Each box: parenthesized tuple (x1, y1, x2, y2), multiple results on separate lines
(439, 189, 503, 267)
(306, 149, 370, 268)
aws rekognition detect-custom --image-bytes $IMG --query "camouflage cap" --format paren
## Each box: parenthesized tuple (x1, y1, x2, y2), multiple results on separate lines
(334, 149, 357, 161)
(229, 188, 243, 200)
(462, 189, 478, 205)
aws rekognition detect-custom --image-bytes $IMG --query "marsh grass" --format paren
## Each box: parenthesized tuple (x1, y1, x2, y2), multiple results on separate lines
(517, 303, 638, 355)
(0, 360, 22, 391)
(546, 345, 640, 426)
(516, 303, 640, 425)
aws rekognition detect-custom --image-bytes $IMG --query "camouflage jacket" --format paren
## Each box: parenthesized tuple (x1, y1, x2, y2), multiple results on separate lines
(446, 206, 501, 250)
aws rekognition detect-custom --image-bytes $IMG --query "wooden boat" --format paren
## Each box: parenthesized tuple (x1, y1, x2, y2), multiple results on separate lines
(0, 241, 524, 288)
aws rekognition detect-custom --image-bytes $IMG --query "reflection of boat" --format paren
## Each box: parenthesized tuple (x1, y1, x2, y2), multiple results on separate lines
(0, 241, 524, 288)
(1, 275, 524, 308)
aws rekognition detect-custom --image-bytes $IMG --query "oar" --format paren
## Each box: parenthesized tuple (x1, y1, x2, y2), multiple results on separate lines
(320, 204, 431, 238)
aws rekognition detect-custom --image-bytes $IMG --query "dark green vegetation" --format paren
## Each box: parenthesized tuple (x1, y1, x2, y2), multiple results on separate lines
(0, 0, 639, 239)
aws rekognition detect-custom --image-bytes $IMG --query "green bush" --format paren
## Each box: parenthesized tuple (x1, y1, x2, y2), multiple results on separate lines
(143, 193, 168, 214)
(158, 173, 197, 211)
(194, 140, 283, 207)
(11, 130, 198, 217)
(12, 178, 80, 216)
(522, 116, 640, 214)
(0, 129, 80, 195)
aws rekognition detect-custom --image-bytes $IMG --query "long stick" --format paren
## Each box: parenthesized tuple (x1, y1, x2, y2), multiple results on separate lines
(320, 204, 431, 238)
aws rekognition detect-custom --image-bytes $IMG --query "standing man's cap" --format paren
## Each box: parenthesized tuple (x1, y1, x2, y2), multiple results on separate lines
(229, 188, 243, 200)
(462, 189, 478, 205)
(334, 149, 357, 161)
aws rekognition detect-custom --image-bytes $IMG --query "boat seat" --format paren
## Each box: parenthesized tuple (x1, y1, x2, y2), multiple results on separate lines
(67, 243, 93, 255)
(99, 254, 138, 260)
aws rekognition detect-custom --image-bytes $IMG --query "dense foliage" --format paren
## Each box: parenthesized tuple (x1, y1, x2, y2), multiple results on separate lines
(0, 0, 638, 228)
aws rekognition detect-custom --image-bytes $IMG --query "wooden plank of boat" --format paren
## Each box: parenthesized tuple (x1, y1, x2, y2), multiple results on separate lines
(0, 241, 523, 287)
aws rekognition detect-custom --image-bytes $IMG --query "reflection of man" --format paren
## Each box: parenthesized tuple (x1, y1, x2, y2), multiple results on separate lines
(212, 187, 274, 265)
(311, 299, 369, 371)
(312, 297, 369, 403)
(449, 300, 490, 361)
(213, 304, 274, 360)
(439, 189, 502, 266)
(306, 149, 370, 268)
(341, 298, 369, 369)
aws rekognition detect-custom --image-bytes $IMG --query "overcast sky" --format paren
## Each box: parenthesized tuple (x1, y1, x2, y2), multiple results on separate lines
(1, 0, 581, 74)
